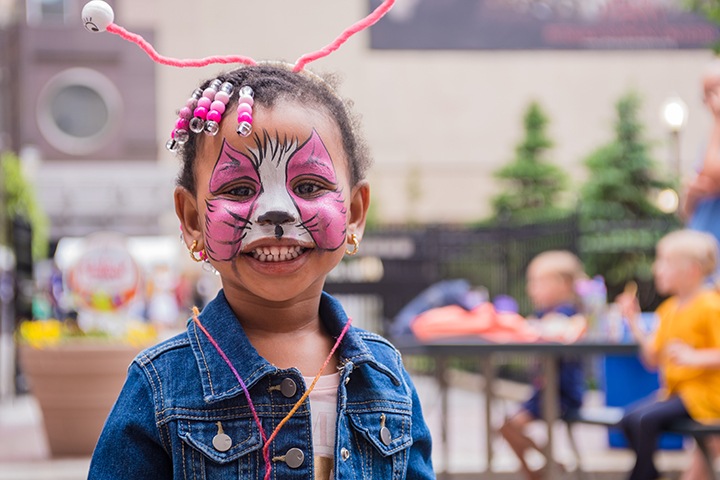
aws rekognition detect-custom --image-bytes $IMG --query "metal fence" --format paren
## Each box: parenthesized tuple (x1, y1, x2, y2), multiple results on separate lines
(325, 215, 677, 337)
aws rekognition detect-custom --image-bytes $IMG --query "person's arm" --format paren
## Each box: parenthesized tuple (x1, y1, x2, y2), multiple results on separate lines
(88, 363, 172, 479)
(615, 292, 659, 369)
(668, 302, 720, 368)
(666, 341, 720, 368)
(683, 85, 720, 218)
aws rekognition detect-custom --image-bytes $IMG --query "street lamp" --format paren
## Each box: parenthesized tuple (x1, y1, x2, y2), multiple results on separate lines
(661, 96, 688, 180)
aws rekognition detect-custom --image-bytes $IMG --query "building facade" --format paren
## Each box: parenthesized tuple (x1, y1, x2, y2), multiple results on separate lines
(0, 0, 716, 239)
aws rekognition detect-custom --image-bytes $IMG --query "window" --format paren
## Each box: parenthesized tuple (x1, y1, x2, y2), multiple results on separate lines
(37, 68, 122, 155)
(26, 0, 72, 25)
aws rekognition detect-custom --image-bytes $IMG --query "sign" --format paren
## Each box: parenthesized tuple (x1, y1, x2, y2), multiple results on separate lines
(370, 0, 720, 50)
(67, 232, 140, 311)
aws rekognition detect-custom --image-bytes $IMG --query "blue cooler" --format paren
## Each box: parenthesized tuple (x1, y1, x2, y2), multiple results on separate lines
(601, 312, 683, 449)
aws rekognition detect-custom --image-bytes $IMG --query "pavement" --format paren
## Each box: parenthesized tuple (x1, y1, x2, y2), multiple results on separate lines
(0, 370, 701, 480)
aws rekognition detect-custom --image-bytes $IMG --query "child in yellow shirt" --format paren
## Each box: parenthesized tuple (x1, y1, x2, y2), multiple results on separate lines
(617, 229, 720, 480)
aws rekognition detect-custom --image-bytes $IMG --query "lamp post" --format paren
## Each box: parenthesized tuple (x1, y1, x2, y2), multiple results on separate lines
(661, 96, 688, 180)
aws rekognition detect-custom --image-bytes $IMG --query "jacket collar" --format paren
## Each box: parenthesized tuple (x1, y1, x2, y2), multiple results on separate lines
(187, 290, 379, 403)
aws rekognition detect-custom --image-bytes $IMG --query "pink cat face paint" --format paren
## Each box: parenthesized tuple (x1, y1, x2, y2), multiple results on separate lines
(286, 130, 347, 250)
(204, 140, 260, 261)
(203, 130, 347, 262)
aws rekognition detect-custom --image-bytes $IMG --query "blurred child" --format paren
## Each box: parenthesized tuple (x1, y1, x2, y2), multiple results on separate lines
(617, 230, 720, 480)
(499, 250, 586, 480)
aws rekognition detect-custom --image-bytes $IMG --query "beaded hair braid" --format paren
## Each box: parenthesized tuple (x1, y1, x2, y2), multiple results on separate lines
(80, 2, 392, 478)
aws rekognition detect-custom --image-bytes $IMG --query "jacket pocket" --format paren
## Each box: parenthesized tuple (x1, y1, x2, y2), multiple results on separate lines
(345, 409, 413, 479)
(347, 410, 413, 456)
(177, 416, 263, 479)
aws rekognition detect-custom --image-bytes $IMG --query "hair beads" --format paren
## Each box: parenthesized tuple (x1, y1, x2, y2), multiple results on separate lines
(166, 88, 202, 151)
(166, 81, 254, 150)
(189, 79, 221, 133)
(205, 82, 234, 136)
(236, 86, 254, 137)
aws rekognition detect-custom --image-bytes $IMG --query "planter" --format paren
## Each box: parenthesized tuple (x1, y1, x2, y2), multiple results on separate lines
(19, 343, 139, 457)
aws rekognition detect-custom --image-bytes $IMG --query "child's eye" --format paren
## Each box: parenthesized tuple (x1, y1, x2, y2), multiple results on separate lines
(294, 182, 324, 196)
(226, 185, 256, 198)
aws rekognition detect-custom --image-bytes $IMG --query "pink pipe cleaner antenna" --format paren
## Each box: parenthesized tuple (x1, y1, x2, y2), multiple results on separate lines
(292, 0, 396, 71)
(81, 0, 395, 70)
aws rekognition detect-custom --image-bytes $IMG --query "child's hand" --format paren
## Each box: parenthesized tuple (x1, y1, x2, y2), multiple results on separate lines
(666, 340, 699, 367)
(615, 292, 640, 325)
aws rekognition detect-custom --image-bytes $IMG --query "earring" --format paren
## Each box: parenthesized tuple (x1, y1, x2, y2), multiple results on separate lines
(189, 240, 207, 262)
(345, 233, 359, 256)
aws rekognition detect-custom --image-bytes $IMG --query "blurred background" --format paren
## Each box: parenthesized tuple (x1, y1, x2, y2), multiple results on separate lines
(1, 0, 719, 475)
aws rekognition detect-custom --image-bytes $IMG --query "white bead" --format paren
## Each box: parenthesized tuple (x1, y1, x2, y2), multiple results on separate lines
(237, 121, 252, 137)
(239, 86, 254, 98)
(81, 1, 114, 33)
(204, 121, 219, 136)
(189, 117, 205, 133)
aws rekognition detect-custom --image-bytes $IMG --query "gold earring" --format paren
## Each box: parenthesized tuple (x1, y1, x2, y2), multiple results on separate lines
(345, 233, 359, 256)
(189, 240, 207, 262)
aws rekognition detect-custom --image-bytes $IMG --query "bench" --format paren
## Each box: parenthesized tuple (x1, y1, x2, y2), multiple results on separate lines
(564, 407, 719, 480)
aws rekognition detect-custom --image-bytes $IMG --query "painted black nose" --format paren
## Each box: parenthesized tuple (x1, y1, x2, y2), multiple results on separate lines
(257, 211, 294, 225)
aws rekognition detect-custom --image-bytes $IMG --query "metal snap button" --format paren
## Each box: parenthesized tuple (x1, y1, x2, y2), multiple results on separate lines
(212, 422, 232, 452)
(380, 426, 392, 446)
(280, 378, 297, 398)
(340, 447, 350, 461)
(285, 448, 305, 468)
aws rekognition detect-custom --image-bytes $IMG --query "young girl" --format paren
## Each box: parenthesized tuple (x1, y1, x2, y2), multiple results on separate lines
(499, 250, 586, 480)
(84, 3, 434, 479)
(617, 230, 720, 480)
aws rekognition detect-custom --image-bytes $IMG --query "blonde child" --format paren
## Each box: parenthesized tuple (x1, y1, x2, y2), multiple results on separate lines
(84, 2, 434, 478)
(499, 250, 586, 480)
(617, 230, 720, 480)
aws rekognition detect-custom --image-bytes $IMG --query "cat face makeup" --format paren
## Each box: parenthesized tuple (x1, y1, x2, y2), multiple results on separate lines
(204, 129, 347, 262)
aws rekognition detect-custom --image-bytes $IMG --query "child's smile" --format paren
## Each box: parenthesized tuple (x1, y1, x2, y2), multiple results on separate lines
(188, 100, 359, 302)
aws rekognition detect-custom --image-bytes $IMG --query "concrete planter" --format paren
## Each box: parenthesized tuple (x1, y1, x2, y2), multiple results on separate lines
(19, 343, 138, 457)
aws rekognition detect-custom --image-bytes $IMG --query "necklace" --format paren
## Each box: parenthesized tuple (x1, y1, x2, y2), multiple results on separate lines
(191, 306, 351, 480)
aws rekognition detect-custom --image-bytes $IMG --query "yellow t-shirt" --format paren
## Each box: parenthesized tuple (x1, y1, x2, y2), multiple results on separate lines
(652, 290, 720, 423)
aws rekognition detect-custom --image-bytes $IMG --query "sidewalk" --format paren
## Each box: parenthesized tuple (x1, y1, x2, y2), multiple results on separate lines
(0, 372, 696, 479)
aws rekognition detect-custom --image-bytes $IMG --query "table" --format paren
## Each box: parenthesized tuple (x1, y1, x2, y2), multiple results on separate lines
(394, 337, 639, 479)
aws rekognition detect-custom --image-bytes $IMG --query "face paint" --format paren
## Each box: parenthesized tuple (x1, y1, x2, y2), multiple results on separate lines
(204, 139, 260, 261)
(203, 130, 347, 262)
(286, 130, 346, 250)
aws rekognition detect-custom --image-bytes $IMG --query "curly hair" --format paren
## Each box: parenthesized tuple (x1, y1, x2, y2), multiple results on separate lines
(175, 64, 371, 194)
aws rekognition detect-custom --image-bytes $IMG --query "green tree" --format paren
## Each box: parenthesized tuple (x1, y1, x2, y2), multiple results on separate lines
(685, 0, 720, 52)
(491, 101, 568, 224)
(1, 151, 49, 260)
(579, 93, 676, 288)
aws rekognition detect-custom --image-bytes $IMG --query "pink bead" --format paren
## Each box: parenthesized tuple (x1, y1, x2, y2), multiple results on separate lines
(179, 107, 192, 119)
(203, 87, 216, 99)
(215, 91, 230, 104)
(237, 103, 252, 116)
(238, 112, 253, 124)
(170, 129, 177, 139)
(210, 101, 226, 114)
(176, 118, 189, 130)
(197, 97, 212, 110)
(186, 98, 198, 109)
(193, 107, 208, 120)
(238, 96, 254, 107)
(206, 110, 222, 123)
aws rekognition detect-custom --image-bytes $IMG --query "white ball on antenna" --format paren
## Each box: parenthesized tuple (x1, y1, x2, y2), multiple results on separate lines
(81, 1, 114, 33)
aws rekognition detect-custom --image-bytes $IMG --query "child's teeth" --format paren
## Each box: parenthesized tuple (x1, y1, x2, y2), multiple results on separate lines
(252, 246, 303, 262)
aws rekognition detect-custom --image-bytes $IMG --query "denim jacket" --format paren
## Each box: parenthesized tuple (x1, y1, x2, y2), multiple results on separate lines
(88, 290, 434, 479)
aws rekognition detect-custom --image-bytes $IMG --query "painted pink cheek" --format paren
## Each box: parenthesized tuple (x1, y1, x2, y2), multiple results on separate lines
(293, 191, 347, 250)
(286, 130, 346, 250)
(204, 199, 254, 261)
